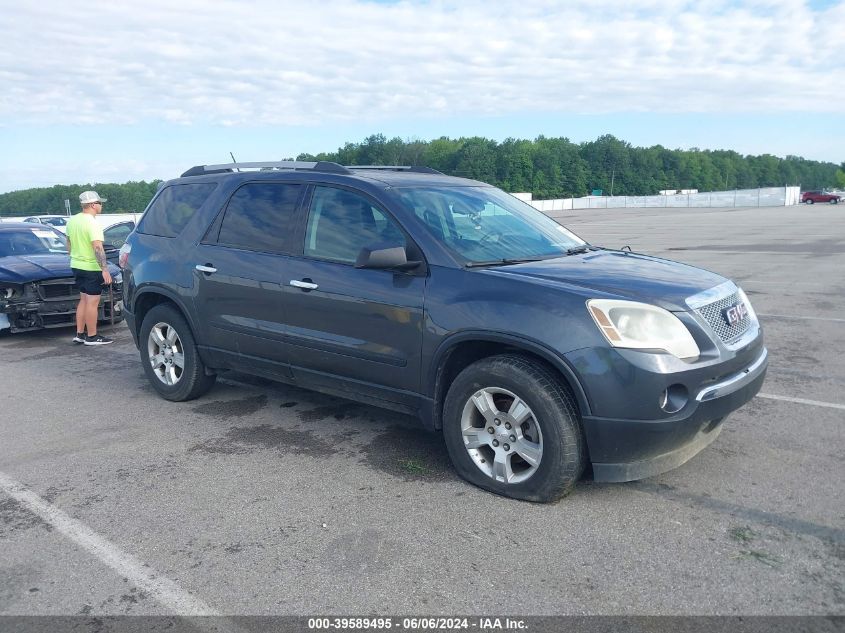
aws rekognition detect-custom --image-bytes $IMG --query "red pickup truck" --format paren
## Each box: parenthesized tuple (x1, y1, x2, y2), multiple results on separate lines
(802, 191, 841, 204)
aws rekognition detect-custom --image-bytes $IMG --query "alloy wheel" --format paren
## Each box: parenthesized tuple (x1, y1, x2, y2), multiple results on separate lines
(147, 321, 185, 386)
(459, 387, 543, 484)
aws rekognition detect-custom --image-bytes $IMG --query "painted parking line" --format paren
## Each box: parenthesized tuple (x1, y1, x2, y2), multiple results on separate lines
(758, 313, 845, 323)
(0, 470, 220, 616)
(757, 393, 845, 411)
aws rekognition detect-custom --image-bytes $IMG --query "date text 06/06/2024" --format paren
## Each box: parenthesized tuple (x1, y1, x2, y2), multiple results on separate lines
(306, 617, 527, 630)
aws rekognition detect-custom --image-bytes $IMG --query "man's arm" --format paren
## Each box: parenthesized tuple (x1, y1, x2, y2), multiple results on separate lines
(92, 240, 113, 285)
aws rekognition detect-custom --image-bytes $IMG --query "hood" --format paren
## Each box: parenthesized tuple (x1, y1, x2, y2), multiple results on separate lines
(0, 255, 119, 284)
(486, 249, 727, 311)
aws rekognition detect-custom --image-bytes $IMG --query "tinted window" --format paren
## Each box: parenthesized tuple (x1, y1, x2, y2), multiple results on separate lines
(103, 222, 135, 248)
(137, 183, 216, 237)
(216, 183, 301, 253)
(304, 187, 405, 264)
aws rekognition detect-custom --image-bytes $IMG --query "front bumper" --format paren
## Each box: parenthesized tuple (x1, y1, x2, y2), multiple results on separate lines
(571, 344, 768, 482)
(1, 281, 124, 333)
(123, 302, 139, 347)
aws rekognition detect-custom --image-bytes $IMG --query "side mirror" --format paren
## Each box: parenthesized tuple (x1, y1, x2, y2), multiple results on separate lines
(355, 244, 422, 271)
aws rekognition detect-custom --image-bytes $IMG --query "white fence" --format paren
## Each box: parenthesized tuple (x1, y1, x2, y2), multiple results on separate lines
(525, 186, 801, 212)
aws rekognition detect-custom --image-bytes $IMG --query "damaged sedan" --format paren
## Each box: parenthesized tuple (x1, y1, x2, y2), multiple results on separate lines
(0, 223, 123, 334)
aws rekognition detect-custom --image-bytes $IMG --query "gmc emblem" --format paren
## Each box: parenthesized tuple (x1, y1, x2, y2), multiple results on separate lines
(722, 302, 748, 327)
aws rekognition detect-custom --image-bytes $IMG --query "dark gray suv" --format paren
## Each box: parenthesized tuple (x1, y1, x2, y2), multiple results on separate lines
(120, 161, 767, 502)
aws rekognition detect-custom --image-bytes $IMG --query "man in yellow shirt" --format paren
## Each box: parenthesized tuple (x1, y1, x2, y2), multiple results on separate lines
(66, 191, 113, 345)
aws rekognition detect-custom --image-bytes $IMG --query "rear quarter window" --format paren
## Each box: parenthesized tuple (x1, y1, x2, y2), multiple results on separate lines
(137, 183, 217, 237)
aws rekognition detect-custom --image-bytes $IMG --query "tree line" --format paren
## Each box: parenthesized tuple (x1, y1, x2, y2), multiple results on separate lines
(0, 181, 161, 217)
(298, 134, 843, 199)
(2, 134, 842, 216)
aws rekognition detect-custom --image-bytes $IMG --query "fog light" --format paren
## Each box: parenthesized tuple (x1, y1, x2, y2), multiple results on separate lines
(660, 384, 689, 413)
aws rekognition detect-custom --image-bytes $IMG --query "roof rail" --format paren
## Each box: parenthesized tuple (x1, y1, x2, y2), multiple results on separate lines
(348, 165, 444, 175)
(180, 161, 352, 178)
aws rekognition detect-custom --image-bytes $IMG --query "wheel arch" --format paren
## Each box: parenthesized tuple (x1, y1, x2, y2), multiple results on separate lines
(132, 286, 198, 342)
(428, 332, 592, 430)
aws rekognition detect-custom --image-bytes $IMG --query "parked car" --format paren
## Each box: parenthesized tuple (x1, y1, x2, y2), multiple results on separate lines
(22, 215, 72, 233)
(99, 219, 136, 263)
(801, 191, 841, 204)
(119, 161, 767, 502)
(0, 223, 123, 333)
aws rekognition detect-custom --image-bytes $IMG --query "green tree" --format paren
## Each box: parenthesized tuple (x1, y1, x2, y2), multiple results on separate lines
(835, 166, 845, 189)
(2, 136, 840, 216)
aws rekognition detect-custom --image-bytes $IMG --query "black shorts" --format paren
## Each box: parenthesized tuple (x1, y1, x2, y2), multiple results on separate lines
(73, 268, 105, 296)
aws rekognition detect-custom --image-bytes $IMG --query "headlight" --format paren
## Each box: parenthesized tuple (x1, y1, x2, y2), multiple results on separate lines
(736, 287, 757, 323)
(113, 271, 123, 285)
(587, 299, 700, 360)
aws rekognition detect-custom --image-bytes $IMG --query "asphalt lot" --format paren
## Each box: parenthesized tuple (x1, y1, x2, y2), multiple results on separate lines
(0, 203, 843, 617)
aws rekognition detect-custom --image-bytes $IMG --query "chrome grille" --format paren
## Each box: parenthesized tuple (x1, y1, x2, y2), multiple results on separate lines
(696, 291, 751, 345)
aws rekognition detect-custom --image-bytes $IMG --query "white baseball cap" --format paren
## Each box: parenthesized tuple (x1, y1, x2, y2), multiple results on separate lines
(79, 190, 107, 204)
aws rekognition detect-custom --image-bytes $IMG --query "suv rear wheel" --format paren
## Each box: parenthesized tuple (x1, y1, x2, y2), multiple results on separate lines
(139, 304, 216, 401)
(442, 354, 584, 502)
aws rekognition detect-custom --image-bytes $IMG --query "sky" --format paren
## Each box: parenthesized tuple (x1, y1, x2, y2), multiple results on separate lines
(1, 0, 843, 194)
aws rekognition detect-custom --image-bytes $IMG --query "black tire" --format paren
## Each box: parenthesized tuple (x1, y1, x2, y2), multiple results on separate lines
(442, 354, 585, 502)
(831, 199, 839, 204)
(138, 304, 216, 401)
(805, 199, 814, 204)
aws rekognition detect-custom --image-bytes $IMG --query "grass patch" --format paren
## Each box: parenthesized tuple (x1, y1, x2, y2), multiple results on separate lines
(734, 549, 783, 568)
(398, 458, 429, 476)
(729, 526, 758, 543)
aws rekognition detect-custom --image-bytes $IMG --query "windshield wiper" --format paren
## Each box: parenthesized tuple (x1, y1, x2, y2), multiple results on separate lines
(565, 245, 590, 256)
(465, 257, 544, 268)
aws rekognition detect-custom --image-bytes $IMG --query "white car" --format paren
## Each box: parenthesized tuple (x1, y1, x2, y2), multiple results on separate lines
(99, 218, 137, 261)
(2, 213, 140, 250)
(21, 215, 72, 233)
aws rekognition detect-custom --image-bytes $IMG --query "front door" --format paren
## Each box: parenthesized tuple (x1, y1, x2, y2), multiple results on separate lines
(284, 185, 426, 406)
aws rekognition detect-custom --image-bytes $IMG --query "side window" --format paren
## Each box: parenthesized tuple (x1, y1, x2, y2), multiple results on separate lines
(216, 183, 301, 253)
(304, 187, 406, 264)
(137, 183, 217, 238)
(103, 222, 135, 248)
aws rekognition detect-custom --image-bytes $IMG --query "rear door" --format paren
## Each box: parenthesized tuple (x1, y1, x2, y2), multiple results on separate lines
(192, 181, 303, 376)
(283, 185, 426, 405)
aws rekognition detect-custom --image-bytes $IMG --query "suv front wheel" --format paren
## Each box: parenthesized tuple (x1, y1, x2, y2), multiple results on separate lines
(139, 304, 216, 401)
(442, 354, 585, 502)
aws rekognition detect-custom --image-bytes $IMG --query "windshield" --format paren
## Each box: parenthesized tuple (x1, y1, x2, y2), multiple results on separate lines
(0, 228, 68, 257)
(395, 186, 585, 264)
(42, 217, 68, 227)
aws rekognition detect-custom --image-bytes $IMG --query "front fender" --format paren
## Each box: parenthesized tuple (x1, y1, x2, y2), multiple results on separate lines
(427, 330, 593, 425)
(131, 283, 199, 340)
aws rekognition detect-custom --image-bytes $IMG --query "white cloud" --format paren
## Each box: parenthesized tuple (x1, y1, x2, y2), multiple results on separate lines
(1, 0, 842, 127)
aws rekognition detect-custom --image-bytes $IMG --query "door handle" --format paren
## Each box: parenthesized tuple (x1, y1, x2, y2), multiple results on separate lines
(195, 264, 217, 274)
(290, 279, 319, 290)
